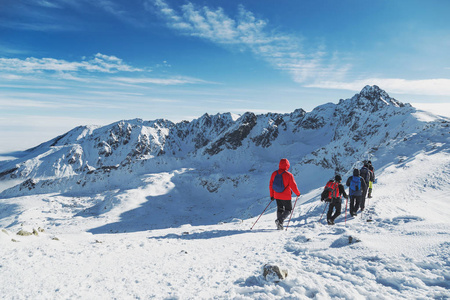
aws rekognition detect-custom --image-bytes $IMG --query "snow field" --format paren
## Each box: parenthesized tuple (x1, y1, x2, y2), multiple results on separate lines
(1, 151, 449, 298)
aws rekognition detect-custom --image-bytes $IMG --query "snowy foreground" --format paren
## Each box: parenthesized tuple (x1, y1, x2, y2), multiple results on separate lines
(1, 148, 449, 299)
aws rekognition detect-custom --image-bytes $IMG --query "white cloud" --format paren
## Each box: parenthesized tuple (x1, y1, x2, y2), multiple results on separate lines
(0, 97, 60, 108)
(112, 76, 214, 85)
(0, 74, 24, 80)
(0, 114, 114, 153)
(0, 53, 142, 74)
(148, 0, 342, 84)
(34, 0, 61, 8)
(305, 78, 450, 96)
(412, 103, 450, 118)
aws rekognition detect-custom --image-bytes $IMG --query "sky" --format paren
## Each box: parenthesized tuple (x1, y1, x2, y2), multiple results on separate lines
(1, 0, 450, 154)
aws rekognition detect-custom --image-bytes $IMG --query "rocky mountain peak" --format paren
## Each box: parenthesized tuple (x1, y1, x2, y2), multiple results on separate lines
(345, 85, 411, 112)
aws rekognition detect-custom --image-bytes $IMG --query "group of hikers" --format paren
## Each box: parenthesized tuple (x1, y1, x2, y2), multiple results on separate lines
(268, 158, 375, 230)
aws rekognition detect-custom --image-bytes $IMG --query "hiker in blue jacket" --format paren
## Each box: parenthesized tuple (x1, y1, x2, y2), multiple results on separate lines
(346, 169, 367, 217)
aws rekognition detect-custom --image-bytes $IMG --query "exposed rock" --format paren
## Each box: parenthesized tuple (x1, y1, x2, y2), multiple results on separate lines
(348, 236, 361, 244)
(0, 167, 18, 180)
(20, 179, 36, 191)
(205, 112, 258, 155)
(17, 229, 33, 236)
(263, 264, 288, 282)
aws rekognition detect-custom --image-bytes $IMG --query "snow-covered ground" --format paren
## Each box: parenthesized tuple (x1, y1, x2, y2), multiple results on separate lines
(1, 147, 449, 299)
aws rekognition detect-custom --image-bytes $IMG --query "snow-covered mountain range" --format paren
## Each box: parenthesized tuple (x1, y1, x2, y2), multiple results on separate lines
(1, 85, 449, 299)
(1, 85, 447, 196)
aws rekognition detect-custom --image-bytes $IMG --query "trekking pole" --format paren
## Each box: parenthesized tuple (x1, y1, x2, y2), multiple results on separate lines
(345, 197, 349, 226)
(318, 201, 329, 223)
(250, 199, 273, 230)
(285, 195, 300, 231)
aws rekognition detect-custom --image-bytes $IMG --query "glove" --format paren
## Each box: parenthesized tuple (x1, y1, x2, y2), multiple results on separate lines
(270, 197, 274, 201)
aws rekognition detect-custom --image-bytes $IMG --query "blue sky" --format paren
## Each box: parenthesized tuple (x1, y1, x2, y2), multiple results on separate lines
(1, 0, 450, 153)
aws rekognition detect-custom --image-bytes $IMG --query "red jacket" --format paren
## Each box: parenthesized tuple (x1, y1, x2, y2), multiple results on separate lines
(269, 158, 301, 200)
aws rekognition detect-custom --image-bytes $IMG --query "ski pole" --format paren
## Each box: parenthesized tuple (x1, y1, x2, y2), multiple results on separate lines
(285, 195, 300, 231)
(250, 199, 273, 230)
(319, 201, 329, 222)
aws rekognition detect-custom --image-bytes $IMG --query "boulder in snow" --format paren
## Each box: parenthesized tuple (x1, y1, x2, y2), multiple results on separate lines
(263, 264, 288, 282)
(16, 229, 33, 236)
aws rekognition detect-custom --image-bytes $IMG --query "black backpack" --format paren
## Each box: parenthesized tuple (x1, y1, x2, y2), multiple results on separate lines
(360, 167, 370, 186)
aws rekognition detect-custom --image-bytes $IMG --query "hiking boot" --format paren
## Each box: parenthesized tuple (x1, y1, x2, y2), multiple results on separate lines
(275, 219, 284, 230)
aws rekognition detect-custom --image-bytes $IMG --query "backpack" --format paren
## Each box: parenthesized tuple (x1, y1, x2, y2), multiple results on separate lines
(349, 176, 362, 196)
(360, 167, 370, 185)
(272, 171, 287, 193)
(369, 170, 375, 182)
(321, 181, 339, 201)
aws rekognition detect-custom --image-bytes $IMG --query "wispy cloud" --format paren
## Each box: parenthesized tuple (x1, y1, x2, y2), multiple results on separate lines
(306, 78, 450, 96)
(147, 0, 345, 84)
(112, 76, 215, 85)
(0, 53, 142, 74)
(0, 53, 213, 88)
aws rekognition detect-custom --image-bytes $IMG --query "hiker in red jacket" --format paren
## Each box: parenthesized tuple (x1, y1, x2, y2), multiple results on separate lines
(321, 175, 348, 225)
(269, 158, 301, 230)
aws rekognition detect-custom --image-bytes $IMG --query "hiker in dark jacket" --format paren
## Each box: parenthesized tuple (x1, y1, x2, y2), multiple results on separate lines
(322, 175, 348, 225)
(346, 169, 367, 217)
(269, 158, 301, 230)
(367, 161, 375, 198)
(359, 163, 371, 211)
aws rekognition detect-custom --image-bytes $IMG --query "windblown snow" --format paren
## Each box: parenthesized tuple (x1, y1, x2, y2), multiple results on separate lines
(0, 85, 449, 299)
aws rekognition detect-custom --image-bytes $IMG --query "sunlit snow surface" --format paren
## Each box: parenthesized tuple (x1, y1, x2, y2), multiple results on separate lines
(1, 148, 449, 299)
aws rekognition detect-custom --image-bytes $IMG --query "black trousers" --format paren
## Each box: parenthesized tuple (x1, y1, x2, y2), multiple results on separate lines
(276, 199, 292, 223)
(350, 195, 361, 215)
(327, 200, 341, 221)
(360, 188, 368, 211)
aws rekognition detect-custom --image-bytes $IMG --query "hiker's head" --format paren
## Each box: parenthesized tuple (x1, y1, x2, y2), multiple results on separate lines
(335, 175, 342, 182)
(279, 158, 290, 171)
(353, 169, 360, 176)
